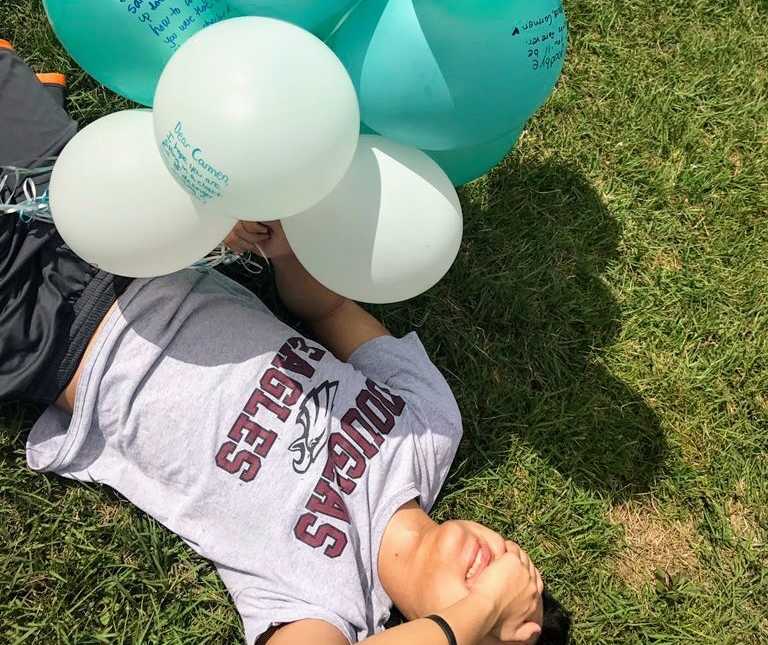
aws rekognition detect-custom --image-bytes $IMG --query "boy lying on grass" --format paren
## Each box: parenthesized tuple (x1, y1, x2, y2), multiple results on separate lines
(31, 222, 568, 645)
(2, 41, 569, 645)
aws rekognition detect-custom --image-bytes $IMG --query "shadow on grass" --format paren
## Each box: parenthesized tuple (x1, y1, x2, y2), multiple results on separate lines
(0, 158, 665, 503)
(225, 157, 667, 500)
(417, 158, 667, 500)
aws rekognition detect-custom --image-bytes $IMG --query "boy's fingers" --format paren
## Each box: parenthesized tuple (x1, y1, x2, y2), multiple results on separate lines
(233, 229, 269, 248)
(527, 560, 537, 584)
(512, 622, 542, 644)
(234, 223, 269, 243)
(226, 223, 269, 253)
(517, 548, 531, 571)
(238, 221, 269, 236)
(505, 541, 523, 561)
(224, 233, 247, 254)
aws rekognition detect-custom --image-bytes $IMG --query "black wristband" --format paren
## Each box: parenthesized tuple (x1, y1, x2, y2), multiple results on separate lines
(426, 614, 458, 645)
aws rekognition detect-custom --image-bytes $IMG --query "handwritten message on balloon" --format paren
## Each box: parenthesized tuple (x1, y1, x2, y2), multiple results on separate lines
(120, 0, 231, 51)
(43, 0, 234, 104)
(512, 6, 567, 73)
(159, 121, 230, 203)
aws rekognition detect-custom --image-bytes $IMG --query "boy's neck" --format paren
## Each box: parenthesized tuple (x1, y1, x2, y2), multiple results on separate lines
(378, 499, 437, 619)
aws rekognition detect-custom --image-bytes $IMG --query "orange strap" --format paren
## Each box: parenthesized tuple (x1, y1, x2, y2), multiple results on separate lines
(36, 72, 67, 87)
(0, 39, 14, 51)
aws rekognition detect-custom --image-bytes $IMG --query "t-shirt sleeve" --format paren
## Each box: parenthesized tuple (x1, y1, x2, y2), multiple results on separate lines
(348, 333, 463, 511)
(233, 587, 356, 645)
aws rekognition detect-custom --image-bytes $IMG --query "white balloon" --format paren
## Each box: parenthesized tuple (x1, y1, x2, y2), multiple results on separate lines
(153, 17, 360, 220)
(49, 111, 235, 278)
(283, 135, 463, 304)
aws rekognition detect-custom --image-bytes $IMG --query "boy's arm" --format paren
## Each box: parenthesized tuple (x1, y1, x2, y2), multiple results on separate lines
(271, 252, 390, 362)
(225, 219, 388, 360)
(262, 592, 499, 645)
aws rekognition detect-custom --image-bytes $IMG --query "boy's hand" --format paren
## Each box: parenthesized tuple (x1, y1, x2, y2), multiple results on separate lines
(470, 550, 543, 645)
(225, 220, 295, 259)
(258, 220, 295, 260)
(225, 221, 270, 255)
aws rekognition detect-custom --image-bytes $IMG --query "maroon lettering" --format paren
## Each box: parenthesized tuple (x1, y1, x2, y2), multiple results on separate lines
(341, 408, 383, 456)
(306, 479, 351, 522)
(322, 433, 366, 494)
(366, 379, 406, 415)
(244, 387, 290, 422)
(292, 386, 405, 558)
(260, 368, 302, 406)
(288, 336, 326, 362)
(215, 442, 261, 482)
(227, 413, 276, 457)
(294, 513, 347, 558)
(273, 342, 315, 378)
(357, 390, 395, 435)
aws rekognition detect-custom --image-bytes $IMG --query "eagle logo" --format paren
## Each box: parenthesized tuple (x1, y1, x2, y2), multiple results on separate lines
(289, 381, 339, 474)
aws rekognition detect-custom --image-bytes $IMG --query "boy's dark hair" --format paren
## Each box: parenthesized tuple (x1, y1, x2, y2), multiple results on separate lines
(385, 590, 571, 643)
(539, 590, 571, 644)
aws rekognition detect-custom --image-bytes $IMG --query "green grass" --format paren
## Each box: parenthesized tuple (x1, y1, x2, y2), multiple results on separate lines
(2, 0, 768, 642)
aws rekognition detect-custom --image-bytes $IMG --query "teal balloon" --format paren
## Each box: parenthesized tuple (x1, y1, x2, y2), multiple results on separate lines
(331, 0, 567, 150)
(427, 126, 524, 186)
(43, 0, 231, 106)
(364, 123, 524, 186)
(227, 1, 361, 37)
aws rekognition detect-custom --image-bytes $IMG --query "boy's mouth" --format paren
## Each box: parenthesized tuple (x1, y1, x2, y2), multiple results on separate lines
(465, 539, 493, 582)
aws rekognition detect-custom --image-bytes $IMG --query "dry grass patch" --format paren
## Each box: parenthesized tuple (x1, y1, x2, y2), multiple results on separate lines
(95, 501, 129, 527)
(650, 250, 683, 272)
(727, 498, 763, 545)
(727, 483, 765, 547)
(729, 149, 743, 177)
(609, 501, 703, 589)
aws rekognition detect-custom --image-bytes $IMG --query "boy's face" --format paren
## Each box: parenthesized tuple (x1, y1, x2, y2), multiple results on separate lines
(408, 519, 543, 644)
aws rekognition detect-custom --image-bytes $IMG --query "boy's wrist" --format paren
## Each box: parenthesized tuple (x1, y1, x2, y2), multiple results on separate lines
(423, 593, 500, 645)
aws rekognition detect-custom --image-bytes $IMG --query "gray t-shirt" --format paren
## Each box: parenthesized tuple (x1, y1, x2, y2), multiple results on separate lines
(26, 269, 462, 644)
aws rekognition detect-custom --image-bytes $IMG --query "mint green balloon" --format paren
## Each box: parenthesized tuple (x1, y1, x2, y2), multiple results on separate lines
(427, 125, 524, 186)
(364, 123, 524, 186)
(227, 0, 360, 37)
(331, 0, 567, 150)
(43, 0, 231, 106)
